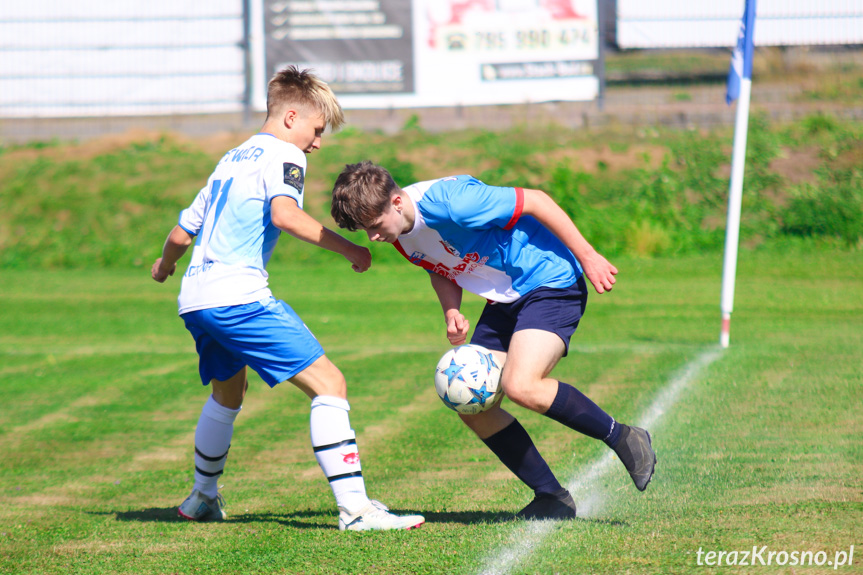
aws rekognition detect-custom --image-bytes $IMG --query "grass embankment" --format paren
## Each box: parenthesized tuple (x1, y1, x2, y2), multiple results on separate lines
(0, 114, 860, 270)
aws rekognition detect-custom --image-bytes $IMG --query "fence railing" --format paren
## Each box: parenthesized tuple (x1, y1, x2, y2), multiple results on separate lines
(0, 0, 249, 118)
(1, 0, 861, 129)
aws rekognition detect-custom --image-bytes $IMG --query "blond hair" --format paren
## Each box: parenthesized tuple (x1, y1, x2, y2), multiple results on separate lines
(266, 66, 344, 131)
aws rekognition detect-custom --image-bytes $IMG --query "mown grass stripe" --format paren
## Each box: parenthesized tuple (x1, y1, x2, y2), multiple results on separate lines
(476, 348, 723, 575)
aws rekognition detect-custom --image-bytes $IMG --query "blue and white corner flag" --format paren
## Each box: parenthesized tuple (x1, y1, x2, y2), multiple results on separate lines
(726, 0, 757, 104)
(720, 0, 757, 348)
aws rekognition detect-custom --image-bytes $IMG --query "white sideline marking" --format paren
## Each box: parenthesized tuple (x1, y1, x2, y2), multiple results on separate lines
(476, 349, 723, 575)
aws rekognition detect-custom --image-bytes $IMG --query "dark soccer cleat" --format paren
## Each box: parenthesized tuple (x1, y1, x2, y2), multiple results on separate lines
(612, 425, 656, 491)
(516, 488, 577, 520)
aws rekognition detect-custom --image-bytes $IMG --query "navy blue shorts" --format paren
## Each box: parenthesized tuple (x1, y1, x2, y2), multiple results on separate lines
(470, 276, 588, 357)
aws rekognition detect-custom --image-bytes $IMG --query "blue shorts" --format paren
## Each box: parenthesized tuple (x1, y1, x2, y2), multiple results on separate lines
(471, 276, 587, 357)
(181, 296, 324, 387)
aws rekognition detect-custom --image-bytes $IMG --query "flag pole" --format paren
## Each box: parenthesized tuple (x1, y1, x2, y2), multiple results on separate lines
(720, 78, 752, 348)
(720, 0, 756, 348)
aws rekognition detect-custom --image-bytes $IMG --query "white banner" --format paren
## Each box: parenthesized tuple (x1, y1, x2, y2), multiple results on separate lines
(255, 0, 600, 109)
(617, 0, 863, 49)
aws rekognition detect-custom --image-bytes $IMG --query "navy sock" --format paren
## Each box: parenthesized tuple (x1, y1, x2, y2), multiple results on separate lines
(544, 381, 621, 446)
(482, 420, 563, 496)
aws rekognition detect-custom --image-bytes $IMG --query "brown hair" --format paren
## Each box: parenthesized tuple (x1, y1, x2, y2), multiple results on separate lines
(266, 65, 344, 131)
(330, 161, 399, 231)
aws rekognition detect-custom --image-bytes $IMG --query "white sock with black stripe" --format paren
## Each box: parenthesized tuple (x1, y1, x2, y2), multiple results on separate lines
(193, 395, 240, 498)
(310, 396, 370, 514)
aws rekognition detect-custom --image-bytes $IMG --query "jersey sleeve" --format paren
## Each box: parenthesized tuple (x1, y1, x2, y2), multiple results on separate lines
(445, 177, 524, 230)
(177, 182, 210, 236)
(263, 146, 307, 208)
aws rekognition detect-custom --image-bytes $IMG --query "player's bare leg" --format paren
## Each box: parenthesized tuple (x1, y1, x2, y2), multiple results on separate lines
(458, 402, 513, 438)
(288, 354, 347, 399)
(498, 329, 565, 412)
(211, 366, 249, 409)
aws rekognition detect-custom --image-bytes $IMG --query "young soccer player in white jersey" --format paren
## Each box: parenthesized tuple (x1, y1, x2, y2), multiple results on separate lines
(150, 69, 424, 531)
(330, 161, 657, 520)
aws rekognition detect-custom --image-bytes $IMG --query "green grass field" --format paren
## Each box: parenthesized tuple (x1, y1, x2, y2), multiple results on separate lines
(1, 249, 860, 574)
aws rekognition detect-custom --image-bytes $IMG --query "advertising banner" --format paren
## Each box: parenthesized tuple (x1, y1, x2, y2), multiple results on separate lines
(263, 0, 414, 95)
(257, 0, 599, 109)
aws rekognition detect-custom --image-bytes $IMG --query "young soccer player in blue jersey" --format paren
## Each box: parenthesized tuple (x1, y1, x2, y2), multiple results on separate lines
(330, 161, 657, 520)
(150, 69, 424, 531)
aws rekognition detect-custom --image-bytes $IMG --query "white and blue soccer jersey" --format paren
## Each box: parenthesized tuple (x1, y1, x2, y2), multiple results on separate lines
(176, 133, 307, 315)
(394, 176, 583, 303)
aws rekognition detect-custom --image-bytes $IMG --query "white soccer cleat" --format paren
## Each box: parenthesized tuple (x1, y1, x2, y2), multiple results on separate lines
(178, 489, 227, 522)
(339, 499, 425, 531)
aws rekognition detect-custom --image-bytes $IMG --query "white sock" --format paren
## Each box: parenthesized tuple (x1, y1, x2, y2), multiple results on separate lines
(193, 395, 240, 498)
(310, 396, 370, 513)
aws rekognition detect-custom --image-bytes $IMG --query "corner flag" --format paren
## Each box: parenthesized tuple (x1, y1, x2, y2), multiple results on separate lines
(720, 0, 757, 348)
(726, 0, 757, 105)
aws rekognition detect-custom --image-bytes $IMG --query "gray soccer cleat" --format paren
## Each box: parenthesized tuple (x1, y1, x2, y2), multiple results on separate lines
(339, 499, 425, 531)
(178, 489, 227, 521)
(516, 488, 577, 520)
(612, 425, 657, 491)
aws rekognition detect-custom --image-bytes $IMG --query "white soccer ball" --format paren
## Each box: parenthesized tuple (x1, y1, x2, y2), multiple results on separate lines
(434, 344, 503, 415)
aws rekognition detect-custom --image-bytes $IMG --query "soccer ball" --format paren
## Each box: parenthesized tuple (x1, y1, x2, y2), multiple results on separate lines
(434, 344, 503, 415)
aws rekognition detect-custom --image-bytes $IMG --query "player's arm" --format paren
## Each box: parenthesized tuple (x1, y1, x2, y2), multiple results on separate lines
(521, 188, 618, 294)
(270, 195, 371, 273)
(429, 273, 469, 345)
(152, 225, 195, 283)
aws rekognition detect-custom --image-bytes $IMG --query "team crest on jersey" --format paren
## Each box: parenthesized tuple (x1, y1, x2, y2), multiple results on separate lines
(409, 251, 426, 264)
(439, 240, 460, 258)
(283, 163, 305, 193)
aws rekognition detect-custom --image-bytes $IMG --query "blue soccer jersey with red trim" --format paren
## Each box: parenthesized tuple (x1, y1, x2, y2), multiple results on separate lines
(394, 176, 582, 303)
